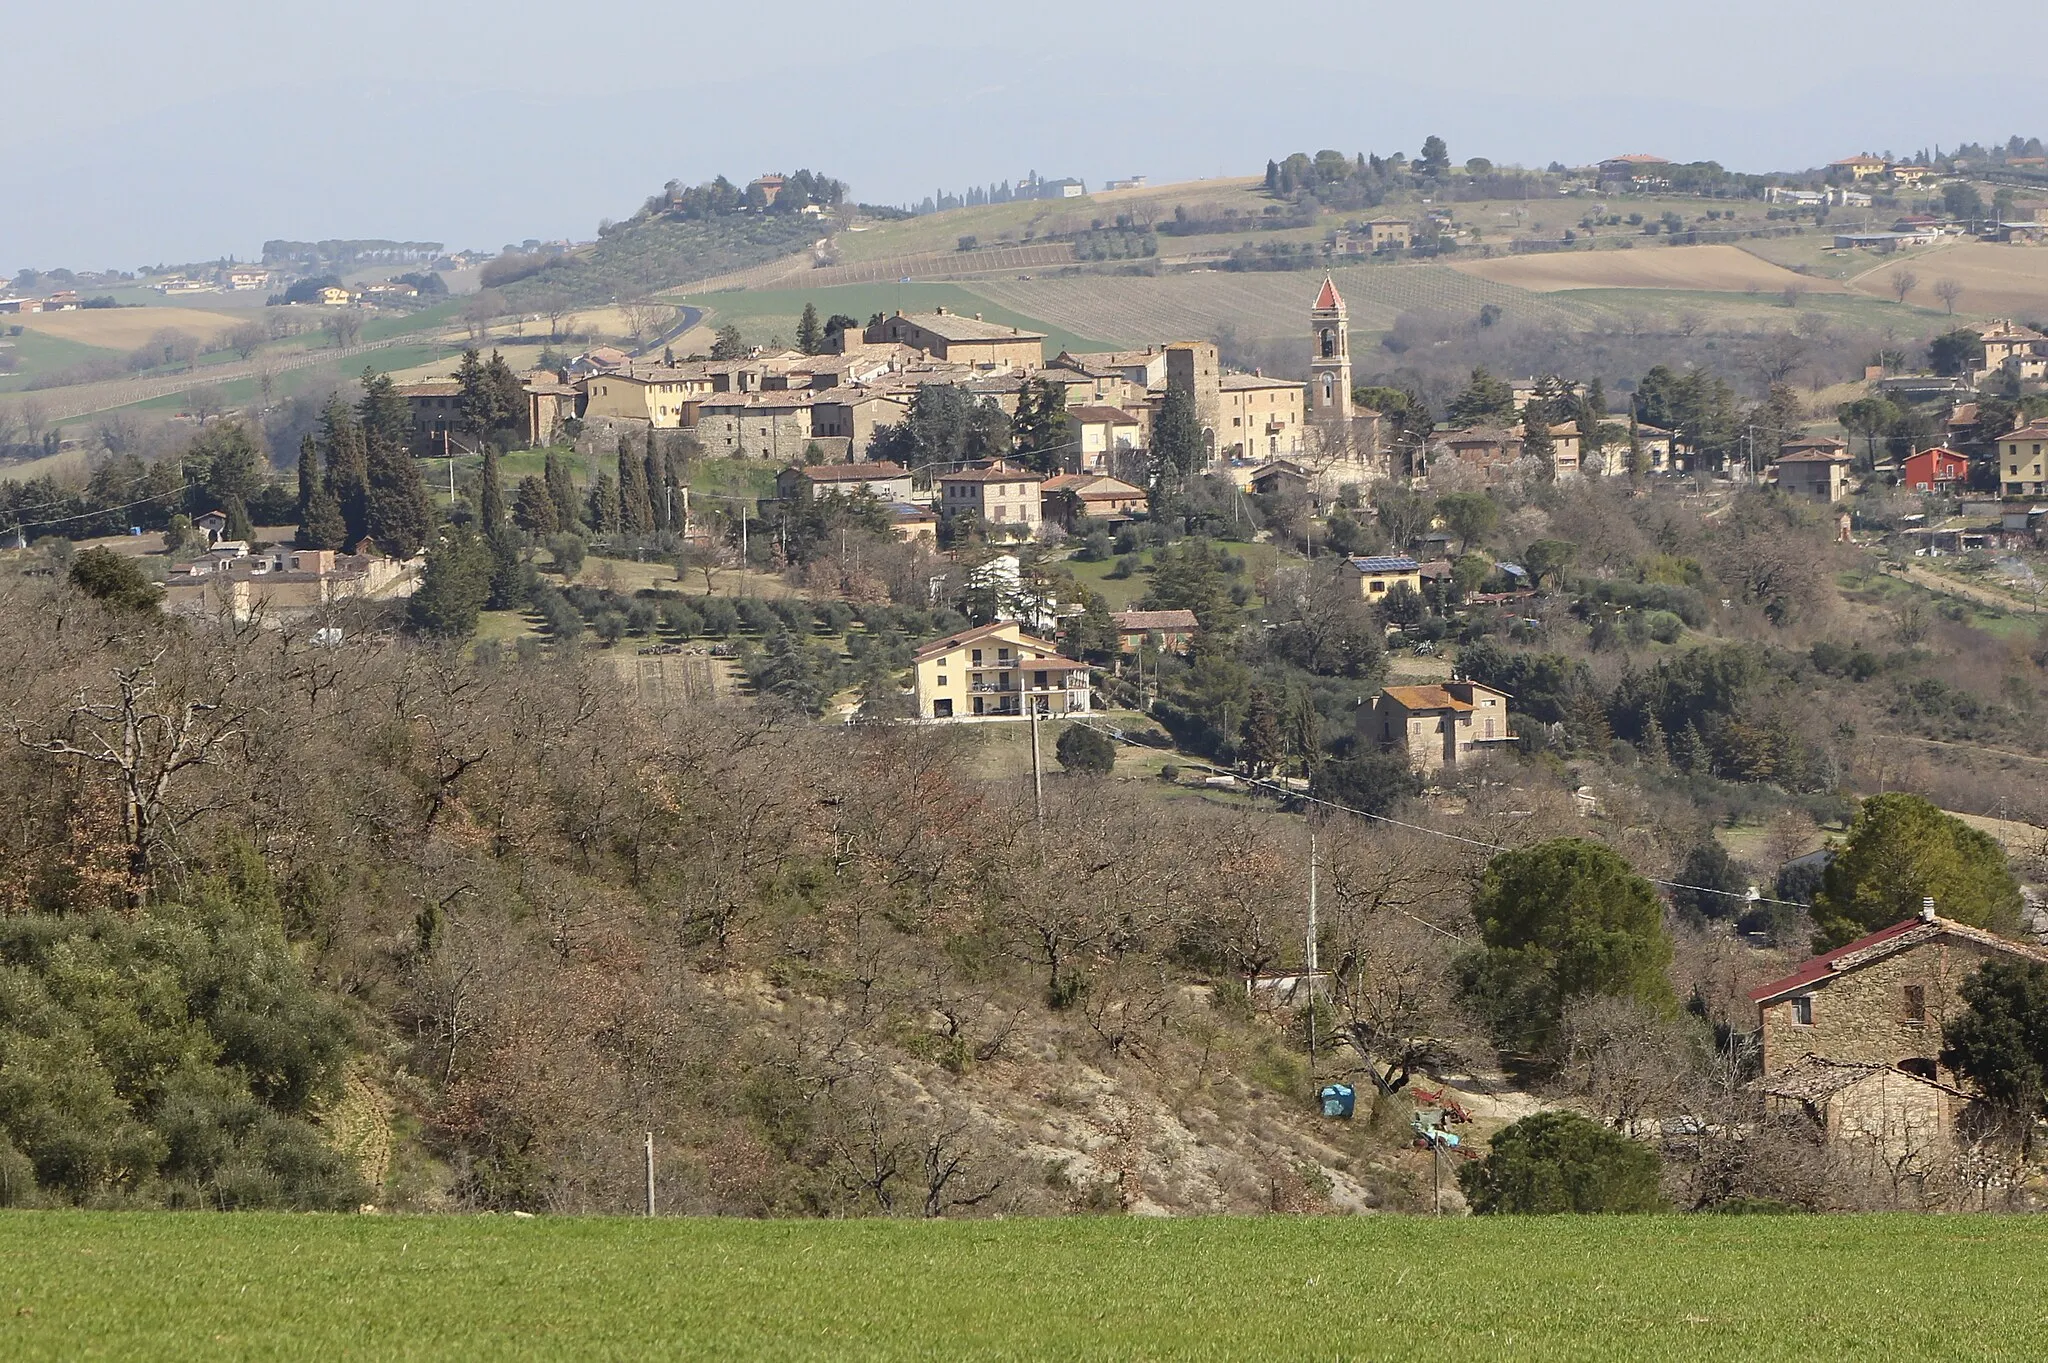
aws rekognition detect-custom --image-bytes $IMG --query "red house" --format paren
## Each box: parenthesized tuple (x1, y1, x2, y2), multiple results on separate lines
(1900, 446, 1967, 494)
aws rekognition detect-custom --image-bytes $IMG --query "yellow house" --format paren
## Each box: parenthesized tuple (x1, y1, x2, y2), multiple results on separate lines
(937, 463, 1045, 535)
(1363, 218, 1414, 250)
(912, 621, 1092, 720)
(317, 286, 354, 306)
(1218, 373, 1307, 462)
(2001, 419, 2048, 496)
(580, 368, 712, 428)
(1344, 554, 1422, 600)
(1830, 154, 1889, 181)
(1362, 681, 1515, 773)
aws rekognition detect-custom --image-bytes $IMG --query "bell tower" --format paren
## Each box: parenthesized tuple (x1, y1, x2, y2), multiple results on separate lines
(1309, 274, 1351, 431)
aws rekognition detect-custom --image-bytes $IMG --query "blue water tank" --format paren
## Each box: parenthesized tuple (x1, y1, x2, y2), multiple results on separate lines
(1318, 1084, 1355, 1119)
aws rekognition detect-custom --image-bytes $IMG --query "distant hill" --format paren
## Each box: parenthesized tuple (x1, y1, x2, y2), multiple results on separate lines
(499, 171, 848, 307)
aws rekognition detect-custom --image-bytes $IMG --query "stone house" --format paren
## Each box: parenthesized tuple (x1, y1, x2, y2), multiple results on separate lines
(694, 392, 821, 461)
(1040, 473, 1146, 528)
(1109, 608, 1198, 655)
(579, 368, 711, 429)
(937, 463, 1044, 535)
(1361, 681, 1516, 773)
(859, 309, 1046, 371)
(775, 461, 913, 503)
(1748, 909, 2048, 1083)
(1756, 1054, 1973, 1164)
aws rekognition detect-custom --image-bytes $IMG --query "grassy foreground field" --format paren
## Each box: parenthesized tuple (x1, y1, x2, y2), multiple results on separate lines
(3, 1213, 2044, 1361)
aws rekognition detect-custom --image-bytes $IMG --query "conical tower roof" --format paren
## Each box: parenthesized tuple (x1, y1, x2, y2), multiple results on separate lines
(1313, 275, 1344, 311)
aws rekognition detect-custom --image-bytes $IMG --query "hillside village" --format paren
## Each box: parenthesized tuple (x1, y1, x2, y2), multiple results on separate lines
(9, 134, 2048, 1227)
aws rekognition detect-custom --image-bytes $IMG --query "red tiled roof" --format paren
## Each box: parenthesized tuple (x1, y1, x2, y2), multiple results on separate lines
(1748, 915, 2048, 1004)
(798, 461, 907, 481)
(1381, 684, 1472, 713)
(1112, 609, 1198, 632)
(912, 621, 1059, 663)
(1314, 276, 1343, 311)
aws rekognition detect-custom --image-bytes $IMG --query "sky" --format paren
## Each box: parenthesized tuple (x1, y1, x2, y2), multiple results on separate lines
(6, 0, 2047, 273)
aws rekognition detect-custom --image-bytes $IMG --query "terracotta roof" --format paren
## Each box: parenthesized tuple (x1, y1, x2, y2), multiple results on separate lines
(1070, 405, 1140, 424)
(1773, 449, 1852, 465)
(912, 621, 1059, 663)
(1112, 609, 1198, 632)
(398, 381, 461, 397)
(795, 461, 907, 481)
(1313, 276, 1344, 311)
(1748, 915, 2048, 1004)
(1220, 373, 1301, 391)
(1380, 684, 1471, 713)
(884, 310, 1046, 343)
(938, 463, 1044, 484)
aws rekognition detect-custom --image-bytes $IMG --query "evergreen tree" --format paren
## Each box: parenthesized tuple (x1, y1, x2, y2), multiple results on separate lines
(618, 441, 653, 535)
(295, 434, 319, 525)
(407, 527, 493, 638)
(796, 302, 823, 356)
(454, 348, 490, 436)
(1239, 686, 1286, 777)
(356, 369, 413, 454)
(644, 432, 670, 531)
(1265, 159, 1280, 193)
(1148, 387, 1206, 504)
(484, 350, 526, 443)
(222, 495, 254, 543)
(320, 395, 370, 548)
(587, 472, 620, 535)
(544, 452, 579, 532)
(1013, 377, 1073, 474)
(363, 433, 434, 558)
(478, 443, 507, 534)
(513, 476, 559, 537)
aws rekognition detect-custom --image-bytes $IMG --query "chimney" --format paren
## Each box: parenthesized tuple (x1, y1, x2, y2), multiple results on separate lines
(1920, 897, 1937, 922)
(974, 312, 983, 321)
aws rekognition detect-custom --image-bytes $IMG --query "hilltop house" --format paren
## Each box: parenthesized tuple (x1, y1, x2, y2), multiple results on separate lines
(1040, 473, 1146, 528)
(1771, 441, 1853, 503)
(1361, 681, 1516, 773)
(911, 621, 1091, 720)
(1748, 907, 2048, 1083)
(775, 461, 913, 503)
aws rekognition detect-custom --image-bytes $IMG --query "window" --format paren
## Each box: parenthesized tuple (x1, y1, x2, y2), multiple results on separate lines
(1791, 996, 1813, 1026)
(971, 649, 982, 664)
(1904, 984, 1926, 1024)
(1370, 580, 1386, 593)
(936, 675, 948, 688)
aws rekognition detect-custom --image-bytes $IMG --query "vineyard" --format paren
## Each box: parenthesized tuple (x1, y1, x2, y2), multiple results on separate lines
(969, 262, 1599, 345)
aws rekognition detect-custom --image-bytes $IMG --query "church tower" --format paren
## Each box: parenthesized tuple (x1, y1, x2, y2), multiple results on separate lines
(1309, 275, 1352, 432)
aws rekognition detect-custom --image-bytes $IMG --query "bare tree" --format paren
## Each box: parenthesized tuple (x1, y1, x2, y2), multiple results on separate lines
(1933, 278, 1964, 315)
(461, 293, 501, 344)
(1781, 282, 1806, 309)
(1745, 330, 1809, 387)
(19, 397, 49, 446)
(323, 309, 364, 349)
(535, 290, 576, 343)
(11, 654, 248, 905)
(228, 321, 267, 360)
(621, 298, 674, 345)
(1888, 268, 1919, 304)
(1674, 310, 1706, 338)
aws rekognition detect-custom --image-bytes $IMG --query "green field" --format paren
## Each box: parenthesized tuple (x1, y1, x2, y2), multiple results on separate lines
(2, 1213, 2043, 1360)
(678, 281, 1116, 356)
(0, 328, 120, 388)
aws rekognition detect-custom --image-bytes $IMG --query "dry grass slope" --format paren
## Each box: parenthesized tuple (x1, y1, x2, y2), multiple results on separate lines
(14, 307, 246, 349)
(1451, 244, 1848, 295)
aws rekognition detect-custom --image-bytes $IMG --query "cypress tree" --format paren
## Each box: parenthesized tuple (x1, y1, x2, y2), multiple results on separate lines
(320, 396, 370, 549)
(479, 443, 507, 534)
(587, 472, 619, 535)
(356, 369, 413, 454)
(296, 433, 318, 524)
(544, 451, 579, 532)
(645, 432, 669, 531)
(796, 302, 822, 356)
(298, 435, 346, 549)
(513, 476, 559, 537)
(618, 441, 653, 535)
(363, 432, 434, 558)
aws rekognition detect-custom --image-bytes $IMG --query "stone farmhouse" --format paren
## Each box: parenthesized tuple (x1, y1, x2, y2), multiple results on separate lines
(1361, 681, 1516, 773)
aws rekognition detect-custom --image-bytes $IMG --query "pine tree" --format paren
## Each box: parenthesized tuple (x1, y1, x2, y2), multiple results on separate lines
(223, 495, 253, 543)
(1639, 713, 1670, 768)
(618, 441, 653, 535)
(796, 302, 822, 356)
(1265, 159, 1280, 193)
(407, 527, 492, 638)
(455, 348, 490, 436)
(1672, 721, 1711, 776)
(544, 452, 579, 532)
(478, 443, 507, 534)
(513, 476, 559, 537)
(485, 350, 525, 443)
(363, 432, 434, 558)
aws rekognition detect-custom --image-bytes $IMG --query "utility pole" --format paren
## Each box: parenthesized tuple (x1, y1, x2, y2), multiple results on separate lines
(644, 1131, 655, 1217)
(1029, 696, 1044, 827)
(1306, 829, 1319, 1089)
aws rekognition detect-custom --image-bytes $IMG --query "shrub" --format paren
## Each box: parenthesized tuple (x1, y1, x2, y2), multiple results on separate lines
(1055, 724, 1116, 776)
(1458, 1111, 1665, 1214)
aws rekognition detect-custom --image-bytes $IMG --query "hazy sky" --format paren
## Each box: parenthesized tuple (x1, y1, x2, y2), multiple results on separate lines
(6, 0, 2046, 272)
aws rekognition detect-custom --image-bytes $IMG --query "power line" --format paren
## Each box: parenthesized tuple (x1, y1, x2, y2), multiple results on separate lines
(1068, 717, 1807, 909)
(0, 485, 187, 539)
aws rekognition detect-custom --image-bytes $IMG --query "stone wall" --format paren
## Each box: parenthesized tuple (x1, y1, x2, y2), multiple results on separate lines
(1759, 935, 2012, 1081)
